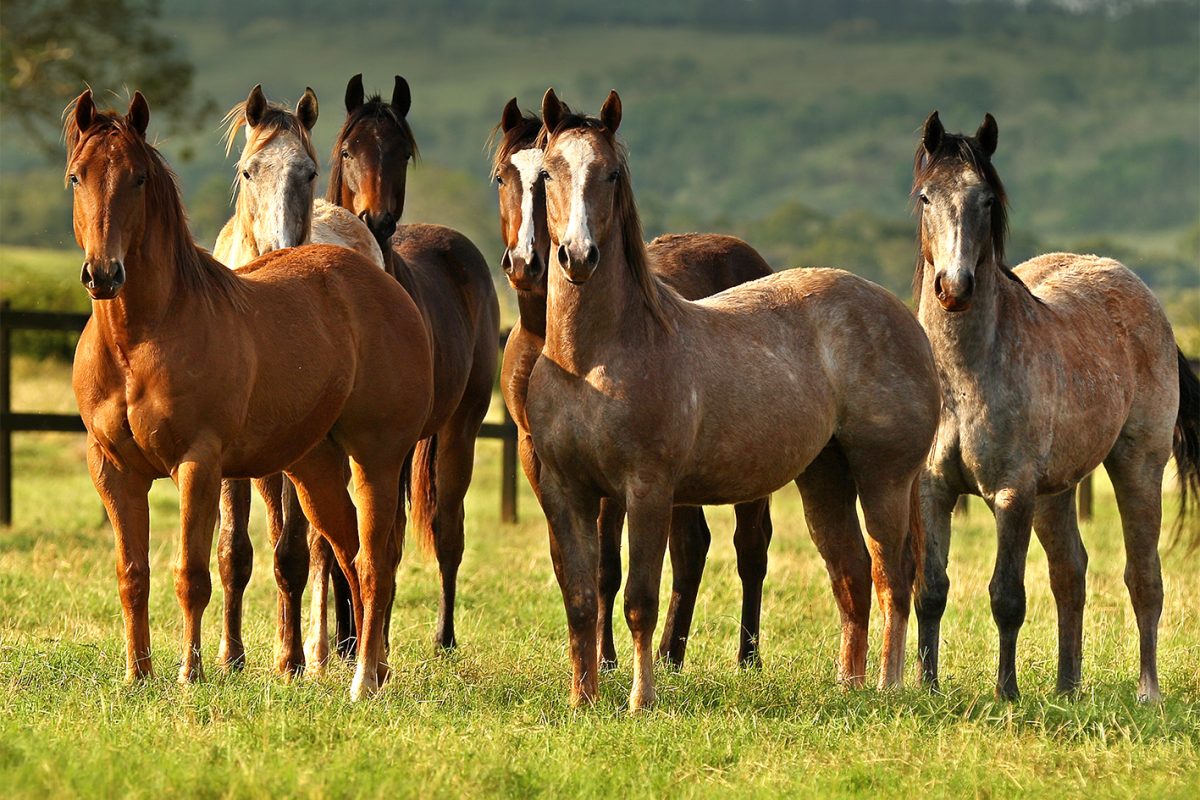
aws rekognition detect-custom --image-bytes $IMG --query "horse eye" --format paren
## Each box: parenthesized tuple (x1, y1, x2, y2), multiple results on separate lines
(919, 193, 930, 205)
(608, 169, 620, 182)
(69, 174, 79, 186)
(539, 169, 551, 182)
(341, 150, 350, 160)
(242, 169, 251, 180)
(308, 170, 318, 182)
(495, 176, 504, 186)
(135, 175, 147, 187)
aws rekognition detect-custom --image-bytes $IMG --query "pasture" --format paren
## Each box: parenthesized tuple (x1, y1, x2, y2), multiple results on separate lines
(1, 351, 1198, 797)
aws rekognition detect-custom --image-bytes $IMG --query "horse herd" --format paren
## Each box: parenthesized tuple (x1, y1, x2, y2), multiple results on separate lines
(61, 75, 1199, 708)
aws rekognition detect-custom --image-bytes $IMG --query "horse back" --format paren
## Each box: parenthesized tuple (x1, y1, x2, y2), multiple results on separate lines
(649, 233, 773, 300)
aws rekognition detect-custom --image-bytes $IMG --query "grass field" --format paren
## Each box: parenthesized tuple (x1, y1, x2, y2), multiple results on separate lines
(1, 355, 1198, 798)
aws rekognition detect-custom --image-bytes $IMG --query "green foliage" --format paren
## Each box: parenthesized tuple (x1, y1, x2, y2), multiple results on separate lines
(0, 246, 86, 360)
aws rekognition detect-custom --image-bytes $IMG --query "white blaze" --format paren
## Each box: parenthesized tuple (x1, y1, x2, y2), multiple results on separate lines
(509, 147, 544, 262)
(559, 134, 596, 251)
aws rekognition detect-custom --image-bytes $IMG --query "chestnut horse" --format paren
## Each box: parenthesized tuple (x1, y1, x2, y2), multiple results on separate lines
(321, 73, 500, 656)
(490, 98, 773, 669)
(65, 90, 432, 699)
(212, 84, 385, 675)
(911, 112, 1200, 701)
(528, 89, 939, 710)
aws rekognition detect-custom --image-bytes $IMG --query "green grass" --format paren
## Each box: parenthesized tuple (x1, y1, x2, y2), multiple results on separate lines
(1, 358, 1198, 798)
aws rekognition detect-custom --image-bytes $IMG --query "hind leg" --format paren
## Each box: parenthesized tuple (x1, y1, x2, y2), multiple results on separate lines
(657, 505, 710, 670)
(915, 476, 957, 690)
(217, 478, 253, 671)
(303, 532, 333, 672)
(795, 447, 872, 687)
(1032, 488, 1088, 695)
(597, 498, 625, 670)
(733, 498, 772, 668)
(1105, 443, 1168, 701)
(429, 426, 477, 652)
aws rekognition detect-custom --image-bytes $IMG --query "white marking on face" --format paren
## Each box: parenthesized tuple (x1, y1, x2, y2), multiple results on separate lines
(509, 147, 543, 262)
(559, 134, 596, 250)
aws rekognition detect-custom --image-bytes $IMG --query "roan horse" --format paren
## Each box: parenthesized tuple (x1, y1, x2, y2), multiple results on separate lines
(323, 73, 500, 655)
(911, 112, 1200, 701)
(527, 89, 940, 710)
(212, 84, 386, 675)
(490, 98, 773, 669)
(65, 90, 432, 699)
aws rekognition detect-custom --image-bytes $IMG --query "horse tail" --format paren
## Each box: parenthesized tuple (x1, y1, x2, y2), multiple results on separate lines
(407, 434, 439, 557)
(1172, 347, 1200, 551)
(908, 474, 927, 595)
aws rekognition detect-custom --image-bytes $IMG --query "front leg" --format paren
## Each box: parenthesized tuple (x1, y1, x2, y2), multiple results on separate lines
(87, 439, 154, 681)
(989, 485, 1036, 700)
(174, 452, 223, 683)
(624, 485, 674, 712)
(915, 475, 958, 690)
(540, 470, 602, 707)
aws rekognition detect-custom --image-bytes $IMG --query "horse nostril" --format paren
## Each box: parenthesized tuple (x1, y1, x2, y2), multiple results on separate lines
(500, 249, 513, 272)
(934, 274, 945, 299)
(586, 244, 599, 266)
(112, 260, 126, 287)
(557, 244, 569, 266)
(530, 251, 544, 276)
(358, 210, 370, 223)
(80, 262, 93, 285)
(963, 273, 975, 297)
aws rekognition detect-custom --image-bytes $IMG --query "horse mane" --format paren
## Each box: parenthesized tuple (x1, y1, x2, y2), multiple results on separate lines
(220, 98, 318, 162)
(326, 95, 419, 204)
(64, 101, 246, 310)
(911, 131, 1036, 306)
(542, 113, 679, 331)
(487, 109, 544, 181)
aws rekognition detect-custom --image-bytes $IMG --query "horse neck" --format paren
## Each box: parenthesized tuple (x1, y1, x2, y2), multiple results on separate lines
(543, 232, 648, 373)
(516, 289, 547, 340)
(92, 224, 182, 346)
(919, 256, 1026, 375)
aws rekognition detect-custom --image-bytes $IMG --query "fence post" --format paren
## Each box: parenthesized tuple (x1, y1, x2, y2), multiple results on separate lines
(1, 300, 12, 526)
(500, 403, 518, 524)
(1077, 472, 1093, 522)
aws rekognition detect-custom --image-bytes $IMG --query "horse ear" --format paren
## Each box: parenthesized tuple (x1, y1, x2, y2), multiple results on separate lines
(345, 73, 365, 113)
(600, 90, 622, 134)
(391, 76, 411, 117)
(245, 84, 267, 128)
(296, 87, 319, 131)
(922, 110, 944, 155)
(73, 89, 96, 134)
(976, 112, 998, 157)
(501, 97, 522, 133)
(126, 91, 150, 137)
(541, 88, 564, 135)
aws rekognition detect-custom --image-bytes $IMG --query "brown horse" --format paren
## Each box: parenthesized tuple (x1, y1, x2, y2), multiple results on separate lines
(528, 89, 939, 710)
(319, 73, 500, 655)
(65, 90, 432, 700)
(910, 112, 1200, 701)
(491, 98, 773, 669)
(211, 84, 386, 676)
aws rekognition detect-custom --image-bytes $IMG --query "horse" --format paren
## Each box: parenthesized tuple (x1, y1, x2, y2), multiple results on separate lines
(65, 89, 433, 700)
(910, 111, 1200, 701)
(527, 89, 940, 710)
(211, 84, 386, 676)
(490, 98, 773, 670)
(324, 73, 500, 655)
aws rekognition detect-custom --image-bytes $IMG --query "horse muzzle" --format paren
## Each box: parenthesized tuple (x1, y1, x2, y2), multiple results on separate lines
(556, 241, 599, 285)
(501, 248, 546, 293)
(934, 270, 974, 312)
(360, 209, 397, 246)
(81, 258, 126, 300)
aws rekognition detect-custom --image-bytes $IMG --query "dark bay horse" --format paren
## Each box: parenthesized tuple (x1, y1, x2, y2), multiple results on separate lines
(528, 89, 940, 710)
(319, 74, 500, 656)
(911, 112, 1200, 701)
(490, 98, 773, 670)
(65, 90, 432, 699)
(211, 84, 385, 676)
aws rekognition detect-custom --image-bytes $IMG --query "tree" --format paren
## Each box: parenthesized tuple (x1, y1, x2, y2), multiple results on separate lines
(1, 0, 212, 158)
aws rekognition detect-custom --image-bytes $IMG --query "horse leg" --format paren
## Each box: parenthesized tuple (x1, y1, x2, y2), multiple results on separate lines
(657, 505, 709, 670)
(87, 439, 154, 680)
(430, 426, 477, 652)
(1032, 488, 1088, 696)
(795, 448, 871, 687)
(915, 475, 957, 690)
(988, 485, 1036, 700)
(330, 558, 356, 659)
(597, 498, 625, 671)
(216, 478, 253, 671)
(345, 457, 403, 700)
(1105, 443, 1167, 702)
(733, 498, 772, 668)
(256, 474, 309, 676)
(173, 453, 223, 683)
(303, 530, 333, 673)
(541, 471, 602, 706)
(624, 487, 674, 712)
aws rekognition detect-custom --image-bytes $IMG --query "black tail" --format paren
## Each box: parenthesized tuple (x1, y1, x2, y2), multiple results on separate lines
(1173, 347, 1200, 551)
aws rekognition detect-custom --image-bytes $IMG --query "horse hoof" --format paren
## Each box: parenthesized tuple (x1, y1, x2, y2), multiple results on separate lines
(350, 670, 379, 701)
(628, 687, 657, 712)
(599, 658, 619, 673)
(218, 642, 246, 672)
(177, 663, 204, 684)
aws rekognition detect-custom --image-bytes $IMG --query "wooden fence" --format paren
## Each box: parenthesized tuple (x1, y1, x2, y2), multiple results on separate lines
(0, 300, 520, 526)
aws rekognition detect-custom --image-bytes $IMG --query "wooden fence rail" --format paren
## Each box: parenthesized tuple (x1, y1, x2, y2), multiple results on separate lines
(0, 300, 520, 526)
